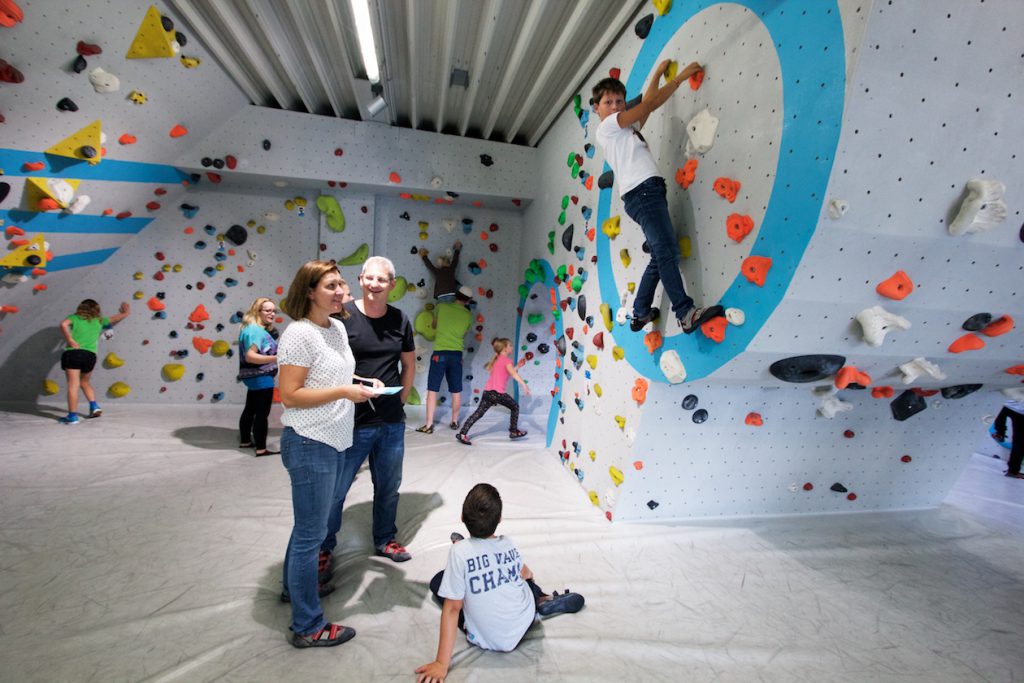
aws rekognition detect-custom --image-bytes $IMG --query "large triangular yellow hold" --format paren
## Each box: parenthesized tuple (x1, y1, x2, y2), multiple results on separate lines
(126, 5, 176, 59)
(0, 234, 47, 268)
(26, 177, 81, 210)
(45, 120, 103, 165)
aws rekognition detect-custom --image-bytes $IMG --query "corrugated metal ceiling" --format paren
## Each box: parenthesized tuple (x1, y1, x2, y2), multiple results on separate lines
(166, 0, 644, 147)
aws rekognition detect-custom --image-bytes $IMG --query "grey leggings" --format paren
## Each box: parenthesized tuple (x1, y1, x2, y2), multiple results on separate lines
(459, 390, 519, 435)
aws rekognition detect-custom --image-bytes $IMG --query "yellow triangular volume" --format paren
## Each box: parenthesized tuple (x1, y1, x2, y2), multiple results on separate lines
(0, 234, 47, 268)
(126, 5, 176, 59)
(45, 120, 103, 165)
(26, 177, 82, 209)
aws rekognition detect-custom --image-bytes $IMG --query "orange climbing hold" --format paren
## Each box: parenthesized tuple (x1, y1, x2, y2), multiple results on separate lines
(189, 304, 210, 323)
(911, 388, 939, 397)
(1005, 365, 1024, 375)
(631, 378, 649, 406)
(118, 134, 137, 145)
(33, 283, 47, 291)
(5, 226, 25, 238)
(948, 333, 984, 354)
(633, 461, 644, 471)
(146, 296, 165, 311)
(871, 385, 894, 399)
(726, 213, 754, 243)
(713, 177, 741, 202)
(37, 198, 59, 211)
(675, 159, 698, 189)
(875, 270, 914, 300)
(192, 336, 213, 354)
(701, 315, 727, 343)
(745, 412, 763, 426)
(835, 365, 871, 389)
(22, 161, 45, 172)
(169, 124, 188, 138)
(741, 255, 772, 286)
(644, 329, 663, 354)
(689, 69, 704, 90)
(0, 305, 20, 313)
(981, 315, 1013, 337)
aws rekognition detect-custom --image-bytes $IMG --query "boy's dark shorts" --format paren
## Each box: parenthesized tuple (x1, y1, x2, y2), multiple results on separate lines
(61, 349, 97, 373)
(427, 351, 464, 393)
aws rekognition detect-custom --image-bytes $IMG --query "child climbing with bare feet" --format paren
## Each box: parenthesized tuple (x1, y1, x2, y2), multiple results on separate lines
(592, 59, 723, 334)
(58, 299, 130, 425)
(456, 338, 529, 445)
(415, 484, 584, 682)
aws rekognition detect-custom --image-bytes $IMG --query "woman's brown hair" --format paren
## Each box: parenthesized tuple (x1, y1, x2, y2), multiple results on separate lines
(281, 260, 348, 321)
(74, 299, 102, 320)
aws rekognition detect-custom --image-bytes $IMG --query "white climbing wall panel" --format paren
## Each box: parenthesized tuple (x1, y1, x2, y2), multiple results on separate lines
(519, 0, 1023, 521)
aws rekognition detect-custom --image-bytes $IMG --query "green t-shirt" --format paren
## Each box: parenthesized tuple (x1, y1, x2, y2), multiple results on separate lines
(66, 314, 110, 353)
(433, 301, 472, 352)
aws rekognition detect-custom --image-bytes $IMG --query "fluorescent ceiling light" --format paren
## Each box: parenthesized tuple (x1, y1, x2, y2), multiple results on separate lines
(350, 0, 380, 83)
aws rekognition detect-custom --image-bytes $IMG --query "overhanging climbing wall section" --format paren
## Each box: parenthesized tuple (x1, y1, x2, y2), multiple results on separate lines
(519, 0, 1022, 521)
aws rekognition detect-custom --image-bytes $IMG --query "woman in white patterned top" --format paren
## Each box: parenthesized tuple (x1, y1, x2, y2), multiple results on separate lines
(276, 260, 378, 649)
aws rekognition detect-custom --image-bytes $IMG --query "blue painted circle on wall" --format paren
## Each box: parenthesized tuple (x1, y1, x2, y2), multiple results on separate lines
(595, 1, 846, 383)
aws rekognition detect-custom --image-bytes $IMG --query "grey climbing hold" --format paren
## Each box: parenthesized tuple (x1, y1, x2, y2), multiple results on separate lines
(692, 409, 708, 424)
(561, 224, 573, 251)
(635, 13, 653, 39)
(598, 170, 614, 190)
(940, 384, 983, 399)
(962, 313, 992, 331)
(682, 394, 698, 410)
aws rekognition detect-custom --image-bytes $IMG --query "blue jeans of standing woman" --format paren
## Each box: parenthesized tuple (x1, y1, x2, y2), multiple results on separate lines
(281, 427, 347, 635)
(622, 176, 694, 320)
(321, 421, 406, 552)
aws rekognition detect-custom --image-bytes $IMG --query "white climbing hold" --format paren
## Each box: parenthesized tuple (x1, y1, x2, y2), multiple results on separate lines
(3, 272, 27, 284)
(88, 67, 120, 93)
(724, 307, 745, 325)
(604, 487, 618, 508)
(66, 195, 91, 214)
(615, 307, 629, 326)
(899, 357, 947, 384)
(46, 178, 75, 206)
(828, 199, 849, 219)
(1001, 387, 1024, 401)
(818, 395, 853, 419)
(659, 349, 687, 384)
(442, 219, 456, 233)
(856, 305, 911, 347)
(948, 178, 1007, 236)
(685, 107, 719, 157)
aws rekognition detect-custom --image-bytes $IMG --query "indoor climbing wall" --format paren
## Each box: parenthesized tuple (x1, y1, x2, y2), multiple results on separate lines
(519, 0, 1023, 521)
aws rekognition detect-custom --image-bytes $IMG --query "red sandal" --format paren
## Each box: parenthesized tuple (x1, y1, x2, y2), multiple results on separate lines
(291, 622, 355, 648)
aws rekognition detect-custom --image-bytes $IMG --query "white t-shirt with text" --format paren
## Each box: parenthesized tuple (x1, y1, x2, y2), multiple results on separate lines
(595, 111, 662, 197)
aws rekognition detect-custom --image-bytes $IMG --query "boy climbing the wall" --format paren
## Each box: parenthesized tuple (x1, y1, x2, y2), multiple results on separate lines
(593, 59, 723, 334)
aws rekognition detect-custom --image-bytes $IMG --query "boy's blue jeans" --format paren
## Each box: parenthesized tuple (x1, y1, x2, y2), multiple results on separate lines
(622, 176, 694, 320)
(280, 427, 346, 635)
(321, 421, 406, 552)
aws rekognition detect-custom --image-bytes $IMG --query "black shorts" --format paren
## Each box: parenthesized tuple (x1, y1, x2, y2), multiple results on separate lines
(61, 349, 97, 373)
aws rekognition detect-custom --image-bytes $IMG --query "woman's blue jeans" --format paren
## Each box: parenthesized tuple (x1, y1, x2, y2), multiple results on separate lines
(622, 176, 694, 320)
(280, 427, 346, 635)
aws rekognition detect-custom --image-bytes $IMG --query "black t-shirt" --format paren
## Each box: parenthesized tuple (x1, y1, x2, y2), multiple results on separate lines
(341, 300, 415, 425)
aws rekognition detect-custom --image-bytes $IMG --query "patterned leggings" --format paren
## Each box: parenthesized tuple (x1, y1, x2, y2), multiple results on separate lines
(459, 390, 519, 435)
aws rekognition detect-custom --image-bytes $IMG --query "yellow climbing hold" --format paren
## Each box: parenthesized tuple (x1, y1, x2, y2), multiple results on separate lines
(42, 379, 59, 395)
(133, 291, 143, 299)
(284, 199, 295, 211)
(589, 449, 597, 462)
(600, 303, 613, 331)
(104, 352, 125, 368)
(586, 354, 598, 370)
(172, 264, 182, 273)
(663, 60, 679, 82)
(45, 120, 103, 165)
(627, 282, 636, 294)
(609, 466, 624, 486)
(0, 235, 47, 268)
(612, 346, 625, 361)
(126, 6, 177, 59)
(162, 363, 185, 381)
(679, 236, 692, 259)
(340, 243, 369, 266)
(161, 264, 171, 272)
(588, 490, 601, 506)
(614, 415, 626, 430)
(619, 249, 631, 268)
(107, 381, 131, 398)
(594, 383, 602, 397)
(406, 386, 421, 405)
(602, 215, 621, 239)
(134, 272, 144, 280)
(27, 177, 80, 209)
(653, 0, 672, 15)
(294, 196, 307, 207)
(211, 340, 231, 357)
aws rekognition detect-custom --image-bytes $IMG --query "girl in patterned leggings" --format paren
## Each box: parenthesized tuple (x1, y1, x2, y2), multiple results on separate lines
(456, 338, 530, 445)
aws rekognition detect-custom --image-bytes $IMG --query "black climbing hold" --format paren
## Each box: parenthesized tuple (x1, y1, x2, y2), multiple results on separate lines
(890, 390, 927, 421)
(399, 211, 410, 220)
(578, 294, 586, 322)
(212, 158, 225, 169)
(530, 293, 538, 299)
(845, 382, 867, 391)
(598, 170, 614, 190)
(79, 145, 97, 159)
(692, 408, 708, 424)
(830, 482, 848, 493)
(466, 374, 473, 381)
(175, 30, 188, 47)
(190, 173, 201, 183)
(185, 284, 193, 290)
(201, 157, 213, 167)
(72, 55, 87, 73)
(224, 224, 248, 246)
(196, 372, 204, 381)
(537, 343, 549, 354)
(169, 330, 178, 338)
(641, 241, 650, 254)
(1019, 222, 1024, 243)
(561, 224, 574, 251)
(160, 15, 174, 31)
(0, 182, 10, 205)
(962, 313, 992, 331)
(555, 337, 567, 356)
(215, 323, 225, 332)
(262, 139, 271, 150)
(526, 332, 537, 343)
(409, 246, 418, 254)
(647, 500, 659, 510)
(446, 191, 460, 198)
(635, 13, 654, 39)
(480, 154, 493, 167)
(156, 291, 166, 299)
(682, 394, 698, 410)
(57, 97, 78, 112)
(769, 355, 846, 383)
(416, 279, 425, 287)
(25, 254, 42, 266)
(941, 384, 983, 400)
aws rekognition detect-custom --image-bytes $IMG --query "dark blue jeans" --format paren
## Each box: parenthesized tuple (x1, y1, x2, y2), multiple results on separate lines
(622, 176, 694, 320)
(322, 421, 406, 552)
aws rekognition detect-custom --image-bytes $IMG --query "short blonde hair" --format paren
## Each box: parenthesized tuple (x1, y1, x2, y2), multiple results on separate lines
(242, 297, 276, 328)
(282, 260, 348, 321)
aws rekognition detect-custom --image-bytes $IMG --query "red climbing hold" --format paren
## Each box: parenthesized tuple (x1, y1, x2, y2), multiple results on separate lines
(334, 148, 343, 156)
(146, 201, 160, 211)
(803, 482, 814, 491)
(0, 305, 20, 313)
(225, 155, 237, 170)
(948, 333, 984, 353)
(871, 385, 894, 399)
(388, 171, 401, 183)
(0, 59, 25, 84)
(910, 388, 939, 397)
(154, 251, 165, 261)
(118, 134, 137, 145)
(843, 429, 855, 438)
(900, 455, 912, 463)
(154, 188, 166, 196)
(876, 270, 914, 300)
(981, 315, 1013, 337)
(153, 272, 164, 281)
(207, 172, 221, 183)
(701, 315, 727, 343)
(22, 161, 45, 172)
(741, 255, 772, 287)
(689, 69, 705, 90)
(609, 67, 621, 80)
(726, 213, 754, 243)
(713, 177, 741, 202)
(192, 337, 213, 354)
(745, 412, 763, 426)
(592, 331, 604, 349)
(835, 365, 871, 389)
(0, 0, 24, 27)
(847, 493, 857, 501)
(5, 226, 25, 237)
(76, 41, 102, 56)
(116, 211, 132, 219)
(169, 124, 189, 138)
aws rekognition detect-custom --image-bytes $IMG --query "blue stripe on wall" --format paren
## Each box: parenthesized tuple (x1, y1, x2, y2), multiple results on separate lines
(46, 248, 120, 272)
(0, 210, 152, 235)
(0, 148, 189, 184)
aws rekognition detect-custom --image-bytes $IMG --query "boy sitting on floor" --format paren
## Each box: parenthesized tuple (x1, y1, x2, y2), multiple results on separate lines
(415, 483, 585, 682)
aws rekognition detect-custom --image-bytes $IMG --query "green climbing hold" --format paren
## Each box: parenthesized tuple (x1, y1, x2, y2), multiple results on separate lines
(571, 275, 583, 293)
(558, 211, 566, 225)
(316, 195, 345, 233)
(561, 195, 570, 209)
(528, 313, 543, 325)
(547, 232, 555, 255)
(556, 264, 568, 281)
(414, 308, 437, 341)
(406, 385, 421, 406)
(571, 161, 580, 179)
(339, 242, 368, 266)
(387, 275, 408, 302)
(518, 284, 529, 299)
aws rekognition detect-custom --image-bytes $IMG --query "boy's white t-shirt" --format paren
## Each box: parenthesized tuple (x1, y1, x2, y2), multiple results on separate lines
(596, 111, 661, 198)
(438, 535, 537, 652)
(276, 318, 355, 452)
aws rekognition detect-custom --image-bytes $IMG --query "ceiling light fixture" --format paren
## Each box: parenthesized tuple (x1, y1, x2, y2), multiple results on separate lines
(350, 0, 380, 83)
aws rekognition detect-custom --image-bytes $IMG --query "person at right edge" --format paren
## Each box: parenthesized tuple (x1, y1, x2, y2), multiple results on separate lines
(993, 399, 1024, 479)
(592, 59, 723, 333)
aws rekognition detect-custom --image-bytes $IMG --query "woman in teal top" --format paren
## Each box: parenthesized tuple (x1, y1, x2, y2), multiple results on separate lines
(59, 299, 130, 425)
(238, 297, 280, 455)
